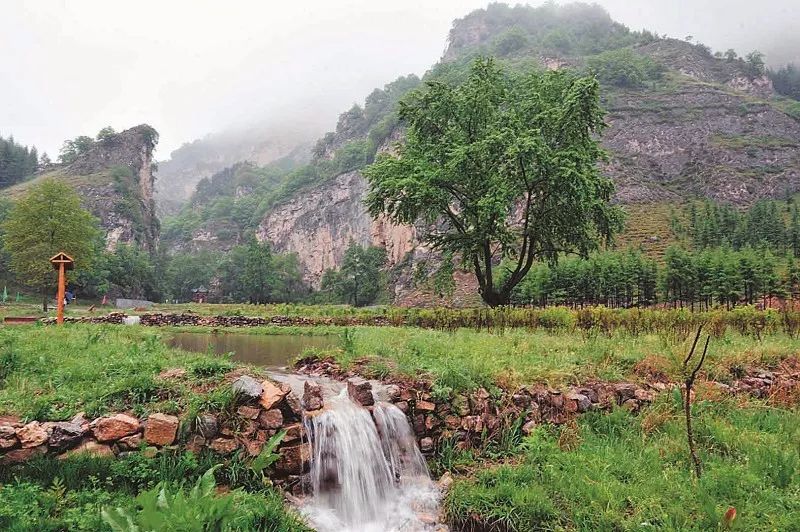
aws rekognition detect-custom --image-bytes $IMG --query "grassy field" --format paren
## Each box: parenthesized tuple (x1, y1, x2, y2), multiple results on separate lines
(1, 315, 799, 531)
(443, 397, 800, 531)
(0, 324, 246, 421)
(313, 326, 800, 391)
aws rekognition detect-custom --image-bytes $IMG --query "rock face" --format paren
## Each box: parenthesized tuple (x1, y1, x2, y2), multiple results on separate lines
(24, 125, 161, 253)
(257, 170, 415, 289)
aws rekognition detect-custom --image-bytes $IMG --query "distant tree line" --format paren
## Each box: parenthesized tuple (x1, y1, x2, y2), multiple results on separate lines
(0, 135, 40, 188)
(769, 63, 800, 101)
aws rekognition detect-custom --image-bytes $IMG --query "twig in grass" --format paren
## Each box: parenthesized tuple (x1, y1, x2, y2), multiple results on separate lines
(682, 326, 709, 479)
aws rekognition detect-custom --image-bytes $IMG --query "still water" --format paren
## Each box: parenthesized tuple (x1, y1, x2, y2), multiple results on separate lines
(167, 331, 339, 368)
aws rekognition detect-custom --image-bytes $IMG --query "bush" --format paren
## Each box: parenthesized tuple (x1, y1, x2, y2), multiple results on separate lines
(587, 48, 664, 87)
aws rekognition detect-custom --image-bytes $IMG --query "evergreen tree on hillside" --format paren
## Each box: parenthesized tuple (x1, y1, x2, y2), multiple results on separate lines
(0, 135, 39, 188)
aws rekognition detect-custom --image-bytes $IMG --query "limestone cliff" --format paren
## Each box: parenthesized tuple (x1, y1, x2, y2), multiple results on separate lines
(6, 125, 160, 252)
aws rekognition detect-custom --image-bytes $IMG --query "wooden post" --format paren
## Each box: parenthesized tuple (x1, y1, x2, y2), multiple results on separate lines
(56, 262, 66, 325)
(49, 252, 74, 326)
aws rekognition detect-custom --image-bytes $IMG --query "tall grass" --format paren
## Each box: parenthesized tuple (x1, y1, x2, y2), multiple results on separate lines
(444, 398, 800, 531)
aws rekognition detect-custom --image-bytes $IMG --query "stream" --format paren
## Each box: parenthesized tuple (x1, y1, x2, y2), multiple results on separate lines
(168, 331, 442, 531)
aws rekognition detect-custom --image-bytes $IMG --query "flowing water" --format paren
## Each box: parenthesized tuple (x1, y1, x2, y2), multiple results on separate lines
(301, 389, 440, 531)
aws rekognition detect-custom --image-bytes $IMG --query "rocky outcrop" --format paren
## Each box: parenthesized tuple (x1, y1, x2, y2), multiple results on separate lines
(25, 125, 161, 252)
(257, 170, 415, 288)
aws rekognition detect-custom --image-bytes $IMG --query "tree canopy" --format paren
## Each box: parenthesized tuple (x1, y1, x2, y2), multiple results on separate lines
(365, 57, 622, 306)
(1, 180, 100, 308)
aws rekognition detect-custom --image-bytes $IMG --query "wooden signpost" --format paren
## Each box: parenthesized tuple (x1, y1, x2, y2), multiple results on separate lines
(49, 252, 74, 325)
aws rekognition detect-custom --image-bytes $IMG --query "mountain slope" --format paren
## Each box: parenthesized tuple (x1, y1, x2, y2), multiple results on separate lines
(4, 125, 160, 252)
(174, 2, 800, 304)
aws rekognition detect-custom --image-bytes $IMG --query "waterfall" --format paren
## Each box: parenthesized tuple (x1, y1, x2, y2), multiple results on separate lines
(302, 389, 439, 531)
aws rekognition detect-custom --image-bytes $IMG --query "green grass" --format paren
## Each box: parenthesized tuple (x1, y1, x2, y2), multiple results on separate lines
(0, 324, 246, 420)
(444, 396, 800, 531)
(313, 326, 800, 391)
(0, 451, 310, 531)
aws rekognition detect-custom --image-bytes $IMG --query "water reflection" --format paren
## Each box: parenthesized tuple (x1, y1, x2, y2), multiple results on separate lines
(168, 331, 338, 368)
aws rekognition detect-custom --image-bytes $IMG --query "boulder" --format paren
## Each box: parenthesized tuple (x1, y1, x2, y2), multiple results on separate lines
(275, 443, 311, 475)
(522, 420, 538, 435)
(144, 413, 179, 446)
(118, 433, 143, 451)
(303, 381, 324, 411)
(185, 434, 206, 454)
(260, 380, 287, 410)
(16, 421, 48, 449)
(347, 377, 374, 406)
(415, 400, 436, 412)
(237, 405, 260, 419)
(283, 423, 304, 443)
(284, 391, 304, 418)
(257, 409, 283, 430)
(209, 437, 239, 454)
(383, 384, 401, 402)
(47, 421, 86, 451)
(444, 415, 461, 429)
(565, 393, 591, 413)
(461, 415, 483, 433)
(0, 424, 18, 449)
(394, 401, 409, 413)
(613, 383, 638, 403)
(232, 375, 263, 402)
(420, 437, 434, 453)
(61, 439, 114, 459)
(2, 446, 46, 465)
(195, 414, 218, 438)
(93, 414, 140, 442)
(634, 389, 655, 402)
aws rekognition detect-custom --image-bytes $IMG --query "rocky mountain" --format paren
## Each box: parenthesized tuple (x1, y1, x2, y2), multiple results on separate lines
(4, 125, 160, 252)
(175, 2, 800, 305)
(155, 122, 320, 215)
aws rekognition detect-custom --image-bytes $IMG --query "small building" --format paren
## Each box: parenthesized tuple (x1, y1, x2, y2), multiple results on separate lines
(191, 287, 209, 303)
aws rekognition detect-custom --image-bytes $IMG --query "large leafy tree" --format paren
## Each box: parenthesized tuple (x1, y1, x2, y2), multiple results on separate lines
(2, 179, 100, 310)
(365, 57, 622, 306)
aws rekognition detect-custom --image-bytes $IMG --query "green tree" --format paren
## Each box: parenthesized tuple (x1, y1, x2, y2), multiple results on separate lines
(2, 180, 100, 310)
(96, 126, 117, 142)
(321, 243, 386, 306)
(58, 135, 95, 164)
(242, 237, 273, 304)
(364, 57, 622, 307)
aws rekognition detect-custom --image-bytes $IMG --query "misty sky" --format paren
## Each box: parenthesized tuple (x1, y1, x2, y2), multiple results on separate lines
(2, 0, 798, 159)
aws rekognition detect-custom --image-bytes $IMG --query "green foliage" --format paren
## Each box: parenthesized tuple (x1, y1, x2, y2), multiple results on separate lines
(1, 179, 101, 306)
(744, 50, 766, 79)
(0, 134, 39, 188)
(586, 48, 665, 88)
(444, 404, 800, 531)
(365, 57, 622, 306)
(493, 27, 529, 55)
(0, 325, 232, 421)
(96, 126, 117, 143)
(769, 63, 800, 100)
(59, 135, 96, 164)
(320, 242, 387, 306)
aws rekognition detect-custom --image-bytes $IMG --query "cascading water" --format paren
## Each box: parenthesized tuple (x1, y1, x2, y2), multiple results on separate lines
(301, 389, 440, 532)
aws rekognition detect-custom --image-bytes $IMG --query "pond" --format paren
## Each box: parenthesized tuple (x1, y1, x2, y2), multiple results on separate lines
(167, 331, 339, 368)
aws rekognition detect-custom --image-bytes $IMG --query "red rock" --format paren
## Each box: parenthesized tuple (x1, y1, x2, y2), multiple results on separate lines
(394, 401, 409, 413)
(0, 424, 18, 449)
(2, 446, 45, 464)
(144, 413, 179, 446)
(444, 415, 461, 429)
(185, 434, 206, 454)
(61, 439, 114, 459)
(260, 380, 287, 410)
(240, 436, 264, 457)
(416, 400, 436, 412)
(16, 421, 48, 448)
(118, 433, 143, 451)
(283, 423, 304, 442)
(461, 415, 483, 433)
(257, 409, 284, 429)
(46, 421, 86, 451)
(0, 415, 21, 426)
(634, 389, 655, 402)
(237, 405, 260, 419)
(93, 414, 140, 442)
(303, 381, 324, 411)
(347, 377, 374, 406)
(209, 437, 239, 454)
(522, 420, 538, 435)
(275, 443, 311, 475)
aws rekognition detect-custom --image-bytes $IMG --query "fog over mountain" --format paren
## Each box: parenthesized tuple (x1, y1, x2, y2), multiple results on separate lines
(1, 0, 797, 160)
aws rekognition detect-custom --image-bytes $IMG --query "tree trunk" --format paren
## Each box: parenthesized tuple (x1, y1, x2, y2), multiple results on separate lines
(480, 289, 510, 308)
